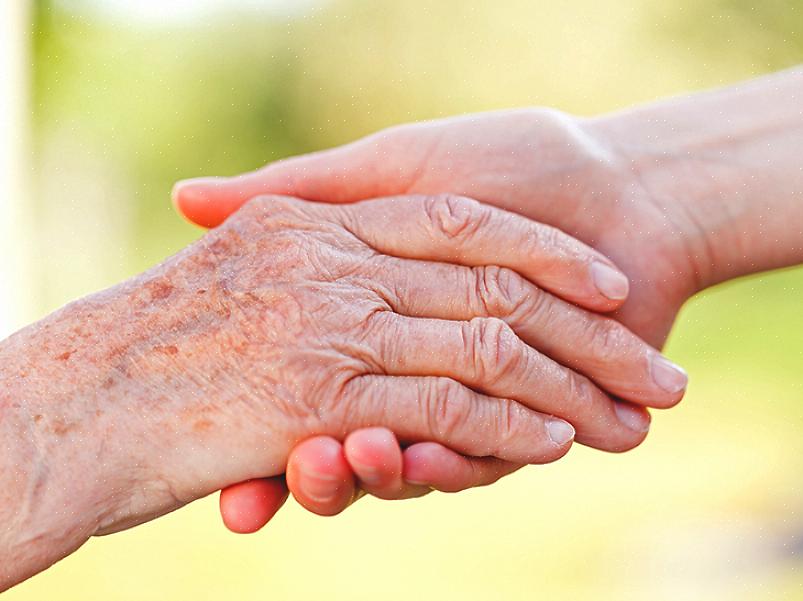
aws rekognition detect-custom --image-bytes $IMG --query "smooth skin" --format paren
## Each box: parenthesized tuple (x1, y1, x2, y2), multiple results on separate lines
(2, 193, 679, 590)
(173, 67, 803, 532)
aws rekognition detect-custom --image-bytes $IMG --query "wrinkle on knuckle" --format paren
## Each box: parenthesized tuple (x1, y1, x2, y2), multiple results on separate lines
(300, 233, 374, 284)
(511, 284, 551, 331)
(528, 222, 559, 255)
(235, 196, 332, 242)
(342, 255, 402, 305)
(464, 317, 521, 385)
(473, 266, 531, 318)
(301, 357, 376, 431)
(352, 309, 395, 370)
(315, 314, 390, 383)
(587, 317, 631, 360)
(305, 242, 349, 283)
(423, 378, 467, 440)
(231, 197, 281, 232)
(489, 399, 522, 457)
(422, 194, 488, 242)
(328, 375, 373, 433)
(346, 275, 396, 311)
(242, 194, 301, 220)
(275, 384, 324, 425)
(528, 222, 587, 270)
(565, 371, 597, 421)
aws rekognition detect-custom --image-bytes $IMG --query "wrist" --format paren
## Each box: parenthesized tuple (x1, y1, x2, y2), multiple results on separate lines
(73, 240, 294, 531)
(0, 314, 144, 586)
(0, 299, 167, 531)
(587, 69, 803, 291)
(0, 256, 229, 546)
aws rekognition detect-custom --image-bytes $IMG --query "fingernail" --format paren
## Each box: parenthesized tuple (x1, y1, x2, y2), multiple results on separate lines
(175, 176, 226, 189)
(591, 262, 630, 301)
(297, 468, 343, 505)
(546, 419, 575, 445)
(172, 177, 224, 200)
(650, 355, 689, 394)
(614, 402, 651, 433)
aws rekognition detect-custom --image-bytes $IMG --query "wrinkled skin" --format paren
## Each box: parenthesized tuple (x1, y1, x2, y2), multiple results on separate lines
(177, 109, 712, 347)
(149, 190, 685, 477)
(5, 190, 686, 588)
(175, 108, 700, 531)
(163, 193, 594, 473)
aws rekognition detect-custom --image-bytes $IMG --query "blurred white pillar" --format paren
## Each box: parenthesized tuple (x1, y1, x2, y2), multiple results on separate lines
(0, 0, 32, 338)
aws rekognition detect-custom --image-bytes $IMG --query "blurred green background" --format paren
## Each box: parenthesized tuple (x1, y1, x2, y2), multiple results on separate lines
(6, 0, 803, 599)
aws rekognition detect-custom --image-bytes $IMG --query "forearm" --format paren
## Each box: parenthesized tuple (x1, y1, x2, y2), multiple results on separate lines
(0, 245, 270, 590)
(590, 67, 803, 289)
(0, 302, 132, 588)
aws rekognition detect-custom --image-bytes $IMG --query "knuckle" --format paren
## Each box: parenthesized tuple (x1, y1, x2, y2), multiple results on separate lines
(337, 376, 379, 431)
(563, 370, 598, 421)
(360, 310, 397, 365)
(490, 399, 526, 456)
(528, 222, 561, 255)
(348, 270, 397, 311)
(490, 401, 564, 465)
(586, 317, 632, 358)
(472, 266, 531, 318)
(422, 194, 489, 241)
(463, 317, 522, 384)
(423, 378, 469, 439)
(232, 195, 312, 235)
(240, 194, 300, 219)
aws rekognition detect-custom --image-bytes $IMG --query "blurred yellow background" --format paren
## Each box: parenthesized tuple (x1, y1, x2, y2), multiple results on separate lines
(3, 0, 803, 599)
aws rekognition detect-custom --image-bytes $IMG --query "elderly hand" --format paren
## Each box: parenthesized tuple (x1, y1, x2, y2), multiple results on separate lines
(0, 192, 684, 589)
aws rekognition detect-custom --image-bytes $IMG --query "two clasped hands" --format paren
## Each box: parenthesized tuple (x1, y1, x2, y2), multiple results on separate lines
(2, 69, 801, 590)
(177, 112, 693, 533)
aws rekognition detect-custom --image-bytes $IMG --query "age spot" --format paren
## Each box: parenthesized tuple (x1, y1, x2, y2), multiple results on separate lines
(193, 418, 213, 433)
(154, 345, 179, 356)
(52, 419, 77, 436)
(147, 280, 175, 301)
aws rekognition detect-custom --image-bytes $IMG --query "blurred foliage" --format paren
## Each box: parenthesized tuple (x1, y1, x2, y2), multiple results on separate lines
(657, 0, 803, 70)
(10, 0, 803, 600)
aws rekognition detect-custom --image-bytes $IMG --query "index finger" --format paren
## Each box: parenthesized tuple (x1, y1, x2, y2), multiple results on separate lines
(337, 193, 629, 312)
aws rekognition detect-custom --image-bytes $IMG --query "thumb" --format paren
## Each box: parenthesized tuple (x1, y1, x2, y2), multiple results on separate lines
(172, 130, 424, 228)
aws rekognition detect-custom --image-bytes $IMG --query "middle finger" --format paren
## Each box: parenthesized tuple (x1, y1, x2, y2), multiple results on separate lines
(353, 256, 686, 408)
